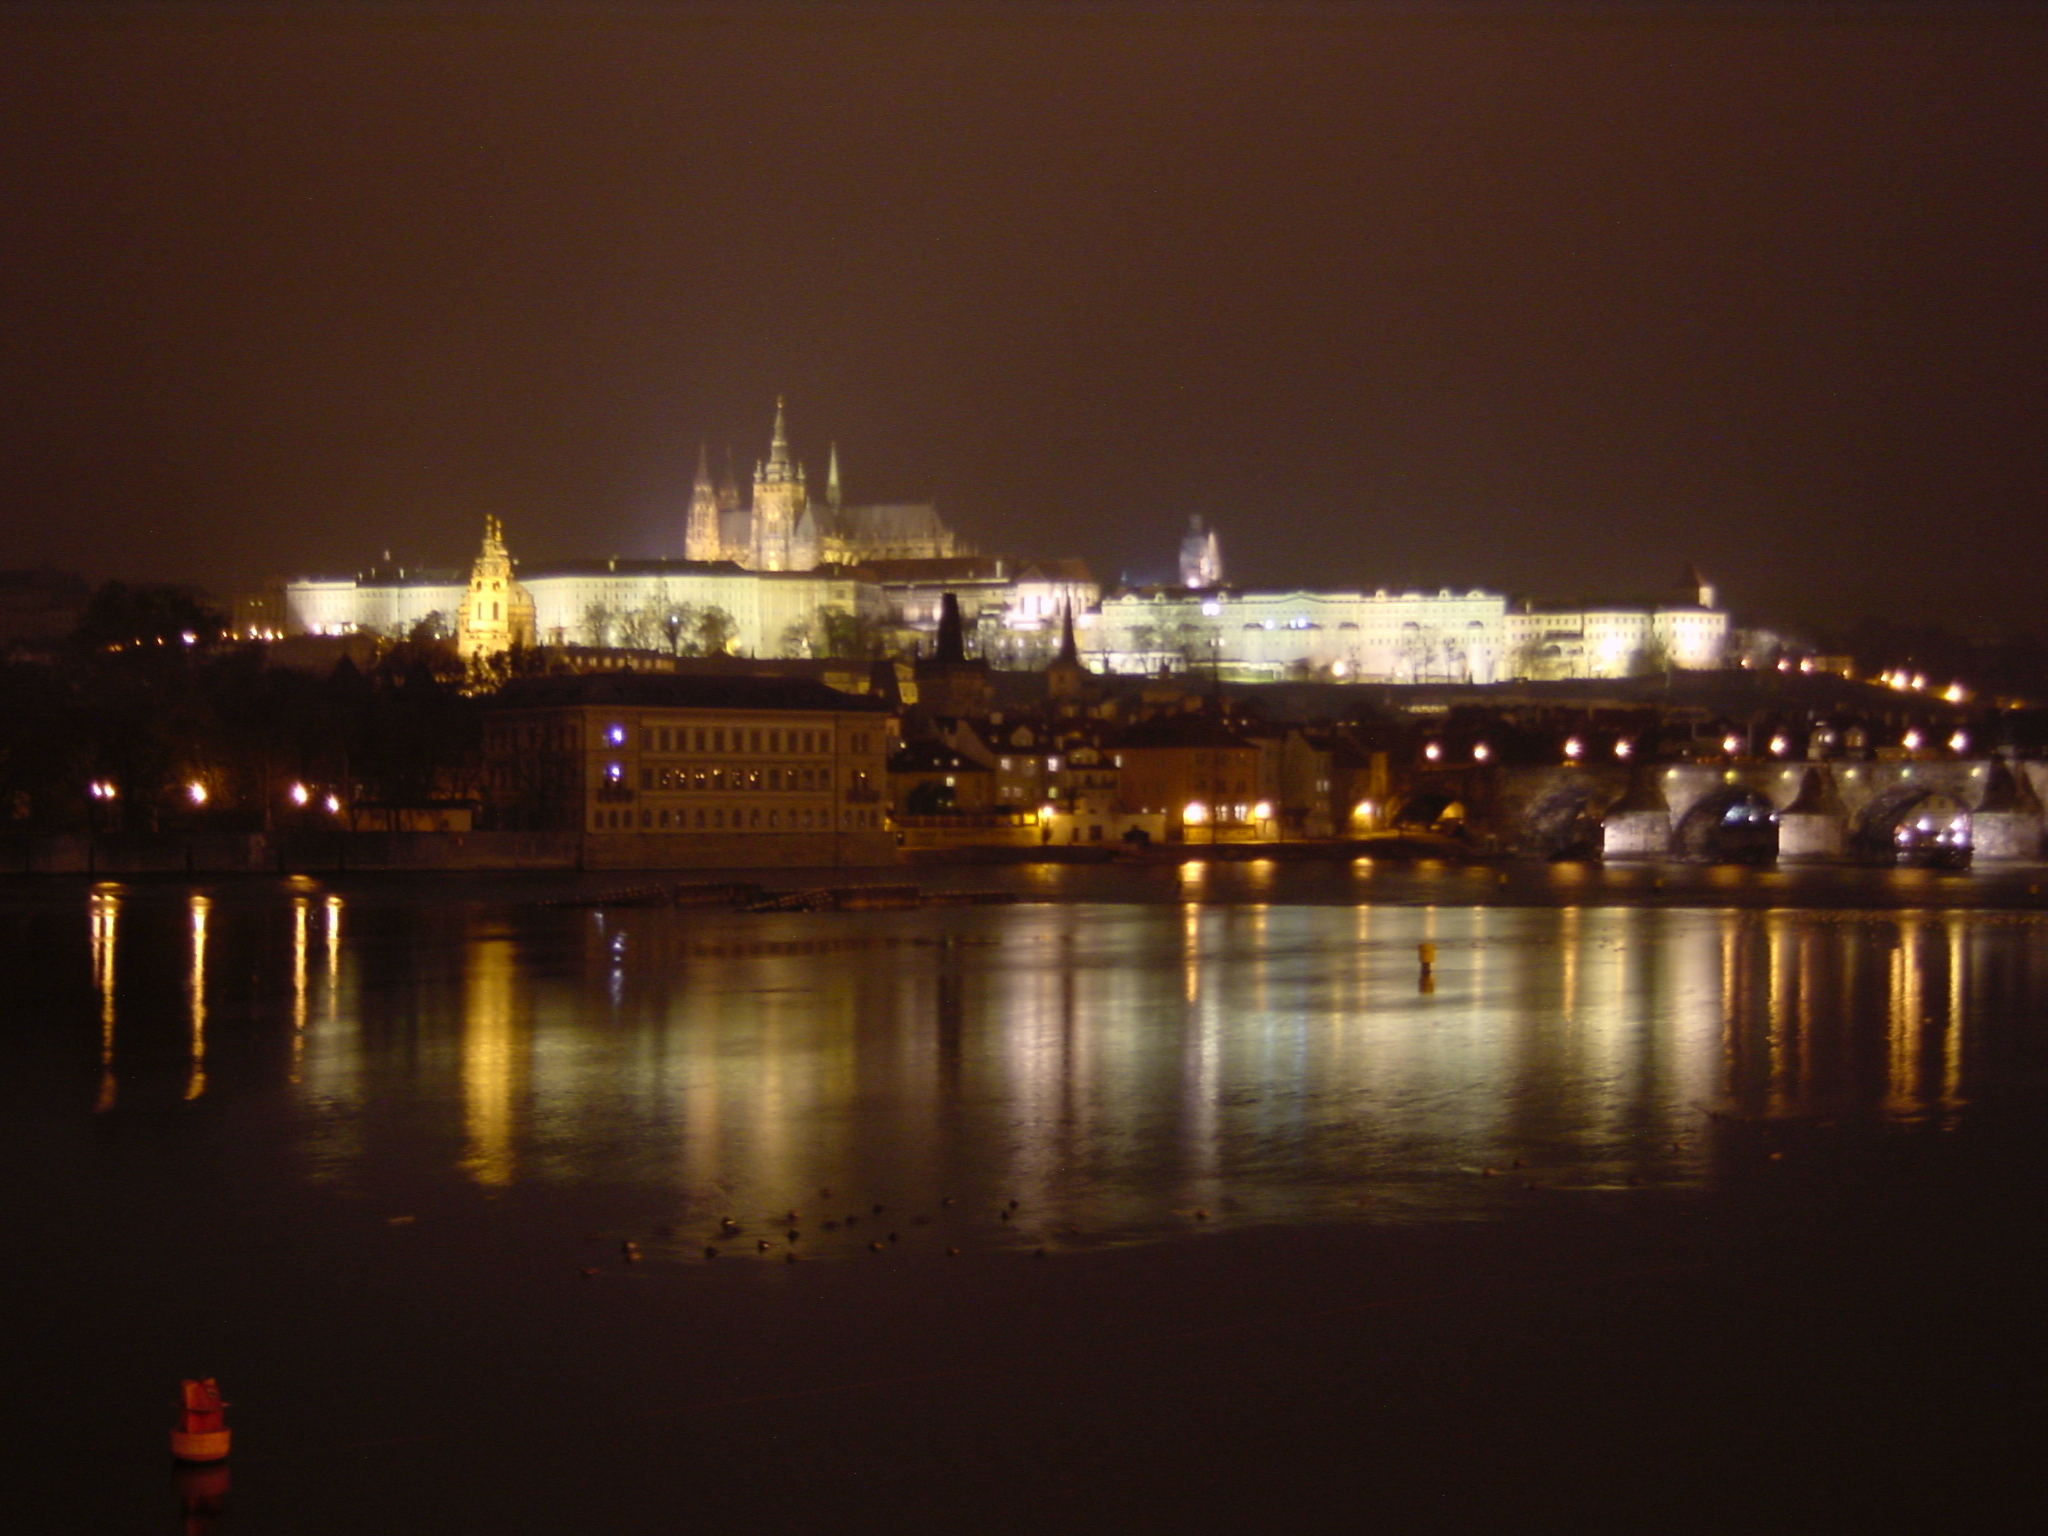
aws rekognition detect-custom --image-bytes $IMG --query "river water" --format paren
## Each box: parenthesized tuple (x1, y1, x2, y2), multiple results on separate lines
(8, 860, 2048, 1529)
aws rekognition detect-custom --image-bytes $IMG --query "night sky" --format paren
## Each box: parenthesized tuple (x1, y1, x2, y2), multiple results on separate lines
(4, 2, 2045, 636)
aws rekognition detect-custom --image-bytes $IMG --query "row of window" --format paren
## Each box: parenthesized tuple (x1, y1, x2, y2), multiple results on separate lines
(627, 724, 879, 756)
(591, 806, 885, 832)
(494, 724, 580, 753)
(641, 764, 834, 793)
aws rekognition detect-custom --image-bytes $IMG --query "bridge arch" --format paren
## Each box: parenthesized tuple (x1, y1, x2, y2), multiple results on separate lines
(1392, 791, 1465, 834)
(1851, 785, 1972, 865)
(1522, 782, 1604, 861)
(1673, 784, 1778, 864)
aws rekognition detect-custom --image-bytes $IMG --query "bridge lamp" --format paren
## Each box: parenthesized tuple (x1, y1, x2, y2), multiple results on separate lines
(1564, 737, 1583, 760)
(1721, 735, 1742, 757)
(1472, 742, 1491, 762)
(290, 782, 311, 807)
(1944, 684, 1968, 704)
(1903, 730, 1923, 751)
(1610, 739, 1628, 760)
(1769, 735, 1789, 757)
(324, 794, 343, 815)
(1949, 731, 1968, 754)
(186, 780, 209, 806)
(1424, 742, 1442, 762)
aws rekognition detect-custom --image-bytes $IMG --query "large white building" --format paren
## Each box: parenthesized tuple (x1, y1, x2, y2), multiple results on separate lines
(1077, 580, 1725, 684)
(286, 543, 886, 662)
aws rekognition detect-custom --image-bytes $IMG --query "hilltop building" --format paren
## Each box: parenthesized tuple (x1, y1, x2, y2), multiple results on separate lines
(263, 397, 1727, 684)
(684, 399, 968, 570)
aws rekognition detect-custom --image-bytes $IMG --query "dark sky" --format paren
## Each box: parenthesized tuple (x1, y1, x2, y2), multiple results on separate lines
(4, 2, 2045, 636)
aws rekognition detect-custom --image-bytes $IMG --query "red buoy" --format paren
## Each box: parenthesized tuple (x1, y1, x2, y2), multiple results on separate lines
(170, 1378, 231, 1463)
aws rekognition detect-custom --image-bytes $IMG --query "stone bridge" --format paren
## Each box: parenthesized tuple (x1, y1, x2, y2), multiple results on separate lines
(1394, 760, 2046, 862)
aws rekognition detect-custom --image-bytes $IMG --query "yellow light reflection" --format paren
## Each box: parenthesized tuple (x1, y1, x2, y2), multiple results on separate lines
(290, 897, 309, 1083)
(1766, 912, 1790, 1115)
(461, 937, 524, 1186)
(1943, 914, 1966, 1112)
(1560, 905, 1580, 1024)
(90, 885, 121, 1111)
(324, 895, 343, 1024)
(1887, 915, 1924, 1114)
(185, 895, 210, 1101)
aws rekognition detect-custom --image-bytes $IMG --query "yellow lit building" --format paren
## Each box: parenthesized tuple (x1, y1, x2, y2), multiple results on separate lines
(480, 672, 897, 867)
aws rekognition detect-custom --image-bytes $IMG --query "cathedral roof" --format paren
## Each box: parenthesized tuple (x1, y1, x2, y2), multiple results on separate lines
(839, 503, 946, 540)
(1016, 559, 1095, 583)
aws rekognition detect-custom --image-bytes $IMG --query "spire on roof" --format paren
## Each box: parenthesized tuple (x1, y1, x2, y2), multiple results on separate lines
(768, 395, 790, 469)
(826, 440, 841, 510)
(935, 592, 966, 664)
(1056, 601, 1079, 664)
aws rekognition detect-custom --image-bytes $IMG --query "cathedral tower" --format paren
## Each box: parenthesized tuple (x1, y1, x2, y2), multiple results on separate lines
(684, 443, 722, 562)
(1180, 515, 1223, 589)
(750, 397, 808, 571)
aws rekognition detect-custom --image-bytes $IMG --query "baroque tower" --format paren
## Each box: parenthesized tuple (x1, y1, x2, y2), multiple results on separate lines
(456, 516, 536, 661)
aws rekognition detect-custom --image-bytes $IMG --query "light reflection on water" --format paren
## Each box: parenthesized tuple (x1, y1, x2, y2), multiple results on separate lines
(33, 884, 2048, 1247)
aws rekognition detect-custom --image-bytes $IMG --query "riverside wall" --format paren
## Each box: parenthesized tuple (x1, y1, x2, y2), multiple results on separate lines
(0, 829, 901, 875)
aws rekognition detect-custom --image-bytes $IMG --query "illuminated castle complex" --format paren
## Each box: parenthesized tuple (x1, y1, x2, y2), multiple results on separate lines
(271, 396, 1727, 682)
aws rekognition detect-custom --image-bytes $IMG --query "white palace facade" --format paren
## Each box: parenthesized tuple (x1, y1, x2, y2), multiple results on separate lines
(1075, 583, 1725, 684)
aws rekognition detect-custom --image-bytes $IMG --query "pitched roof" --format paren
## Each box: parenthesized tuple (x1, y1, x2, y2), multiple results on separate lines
(487, 672, 891, 714)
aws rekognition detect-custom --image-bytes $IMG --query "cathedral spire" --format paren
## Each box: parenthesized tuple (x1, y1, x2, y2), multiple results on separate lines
(1056, 601, 1079, 664)
(826, 440, 841, 511)
(768, 395, 791, 469)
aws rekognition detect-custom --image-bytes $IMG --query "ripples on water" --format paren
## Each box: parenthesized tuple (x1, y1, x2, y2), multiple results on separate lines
(10, 866, 2048, 1252)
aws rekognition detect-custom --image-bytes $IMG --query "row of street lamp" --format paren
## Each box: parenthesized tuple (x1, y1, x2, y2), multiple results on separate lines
(87, 780, 343, 815)
(1421, 728, 1969, 766)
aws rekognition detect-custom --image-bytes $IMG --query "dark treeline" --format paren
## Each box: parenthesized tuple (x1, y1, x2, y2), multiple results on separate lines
(1816, 617, 2048, 707)
(0, 584, 478, 834)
